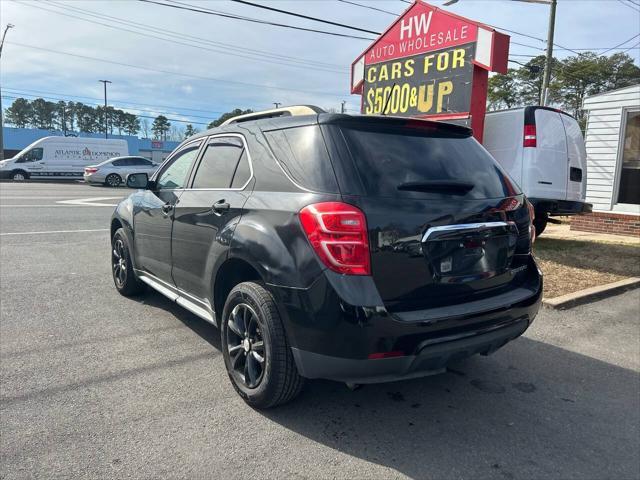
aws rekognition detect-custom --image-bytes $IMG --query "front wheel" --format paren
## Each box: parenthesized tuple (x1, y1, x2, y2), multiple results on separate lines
(111, 228, 144, 296)
(11, 170, 28, 181)
(221, 282, 304, 408)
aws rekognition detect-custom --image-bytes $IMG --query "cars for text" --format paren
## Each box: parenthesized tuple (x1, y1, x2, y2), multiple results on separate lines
(110, 106, 543, 408)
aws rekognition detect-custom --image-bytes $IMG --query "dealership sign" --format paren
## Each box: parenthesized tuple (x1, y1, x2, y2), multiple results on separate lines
(351, 0, 509, 141)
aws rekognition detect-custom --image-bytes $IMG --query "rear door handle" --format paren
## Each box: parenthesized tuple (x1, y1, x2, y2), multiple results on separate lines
(212, 200, 230, 214)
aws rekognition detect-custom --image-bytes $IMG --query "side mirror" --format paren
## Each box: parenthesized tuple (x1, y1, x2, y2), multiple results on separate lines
(126, 172, 149, 189)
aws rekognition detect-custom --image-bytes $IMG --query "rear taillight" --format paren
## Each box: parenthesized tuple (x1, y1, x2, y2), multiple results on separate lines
(526, 199, 536, 244)
(299, 202, 371, 276)
(523, 124, 537, 148)
(85, 167, 98, 174)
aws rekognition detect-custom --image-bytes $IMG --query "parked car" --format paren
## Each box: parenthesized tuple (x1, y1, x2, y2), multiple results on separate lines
(84, 156, 158, 187)
(483, 106, 592, 234)
(0, 136, 128, 181)
(110, 106, 542, 408)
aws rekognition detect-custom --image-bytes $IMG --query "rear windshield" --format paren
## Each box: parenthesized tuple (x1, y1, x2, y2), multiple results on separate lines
(339, 124, 520, 199)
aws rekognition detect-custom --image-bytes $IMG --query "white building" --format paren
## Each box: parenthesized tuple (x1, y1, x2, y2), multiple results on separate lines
(572, 84, 639, 236)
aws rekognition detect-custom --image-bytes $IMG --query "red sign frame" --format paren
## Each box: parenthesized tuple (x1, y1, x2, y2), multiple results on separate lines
(351, 0, 510, 142)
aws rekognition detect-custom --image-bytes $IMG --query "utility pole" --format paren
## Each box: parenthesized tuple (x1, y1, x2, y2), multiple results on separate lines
(540, 0, 557, 106)
(0, 23, 15, 161)
(98, 80, 112, 139)
(341, 101, 346, 114)
(273, 102, 281, 108)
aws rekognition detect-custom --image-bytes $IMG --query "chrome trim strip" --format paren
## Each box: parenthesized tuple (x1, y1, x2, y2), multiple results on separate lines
(422, 221, 514, 242)
(137, 272, 216, 325)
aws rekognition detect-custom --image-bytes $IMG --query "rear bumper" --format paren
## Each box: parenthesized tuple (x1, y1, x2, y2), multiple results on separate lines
(83, 173, 104, 184)
(529, 198, 592, 216)
(292, 318, 529, 383)
(270, 256, 543, 383)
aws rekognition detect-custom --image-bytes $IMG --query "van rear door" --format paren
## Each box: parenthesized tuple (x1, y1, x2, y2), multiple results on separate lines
(560, 114, 587, 201)
(526, 108, 568, 200)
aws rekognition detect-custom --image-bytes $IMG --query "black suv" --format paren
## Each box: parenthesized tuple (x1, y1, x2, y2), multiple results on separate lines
(111, 106, 542, 408)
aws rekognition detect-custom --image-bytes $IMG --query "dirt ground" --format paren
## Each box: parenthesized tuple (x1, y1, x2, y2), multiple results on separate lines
(534, 236, 640, 298)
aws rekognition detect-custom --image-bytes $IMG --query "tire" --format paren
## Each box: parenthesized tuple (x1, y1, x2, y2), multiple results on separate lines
(111, 228, 144, 296)
(534, 211, 548, 236)
(105, 173, 122, 187)
(221, 282, 304, 408)
(11, 170, 28, 181)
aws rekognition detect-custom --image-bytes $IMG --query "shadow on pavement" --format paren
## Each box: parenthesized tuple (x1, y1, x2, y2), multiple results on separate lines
(134, 291, 640, 479)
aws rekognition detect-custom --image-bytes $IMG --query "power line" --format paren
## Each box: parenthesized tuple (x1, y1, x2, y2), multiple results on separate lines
(615, 0, 640, 12)
(18, 1, 346, 75)
(337, 0, 398, 16)
(138, 0, 376, 41)
(229, 0, 381, 35)
(2, 91, 216, 123)
(6, 41, 346, 98)
(2, 87, 228, 116)
(1, 95, 211, 126)
(600, 33, 640, 55)
(45, 0, 343, 69)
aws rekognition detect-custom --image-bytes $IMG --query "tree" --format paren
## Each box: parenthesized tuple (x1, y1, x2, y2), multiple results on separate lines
(124, 113, 140, 136)
(75, 103, 98, 133)
(556, 52, 639, 127)
(4, 97, 32, 127)
(29, 98, 57, 130)
(207, 108, 253, 129)
(488, 69, 519, 110)
(140, 118, 150, 138)
(184, 124, 197, 138)
(152, 115, 171, 140)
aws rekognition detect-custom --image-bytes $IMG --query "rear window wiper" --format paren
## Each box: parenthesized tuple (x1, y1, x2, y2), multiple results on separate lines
(397, 181, 475, 194)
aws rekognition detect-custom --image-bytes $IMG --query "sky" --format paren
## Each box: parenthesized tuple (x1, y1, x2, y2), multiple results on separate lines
(1, 0, 639, 131)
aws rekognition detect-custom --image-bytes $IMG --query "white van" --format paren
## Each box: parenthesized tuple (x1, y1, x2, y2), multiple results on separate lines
(0, 136, 128, 181)
(483, 106, 591, 234)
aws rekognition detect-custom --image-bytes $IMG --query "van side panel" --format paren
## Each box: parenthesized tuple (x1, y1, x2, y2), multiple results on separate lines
(483, 110, 525, 189)
(560, 114, 587, 201)
(524, 110, 568, 201)
(36, 138, 128, 178)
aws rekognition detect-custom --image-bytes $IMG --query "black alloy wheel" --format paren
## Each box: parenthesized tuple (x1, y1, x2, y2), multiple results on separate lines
(226, 302, 266, 389)
(106, 173, 122, 187)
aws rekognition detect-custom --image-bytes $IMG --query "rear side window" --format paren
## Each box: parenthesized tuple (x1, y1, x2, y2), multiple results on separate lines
(112, 159, 126, 166)
(339, 125, 520, 199)
(264, 126, 338, 193)
(192, 136, 251, 189)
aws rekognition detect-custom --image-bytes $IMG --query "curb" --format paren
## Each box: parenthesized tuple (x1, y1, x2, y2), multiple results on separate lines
(543, 277, 640, 310)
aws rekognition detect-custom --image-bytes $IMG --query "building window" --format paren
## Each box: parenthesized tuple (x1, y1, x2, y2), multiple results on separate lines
(617, 110, 640, 206)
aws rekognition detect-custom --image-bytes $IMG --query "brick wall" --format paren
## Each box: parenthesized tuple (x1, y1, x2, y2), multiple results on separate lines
(571, 212, 640, 237)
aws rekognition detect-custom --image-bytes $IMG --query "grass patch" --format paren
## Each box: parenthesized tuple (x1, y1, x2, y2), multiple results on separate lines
(534, 237, 640, 298)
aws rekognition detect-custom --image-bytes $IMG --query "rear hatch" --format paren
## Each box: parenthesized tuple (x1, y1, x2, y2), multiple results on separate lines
(322, 116, 533, 313)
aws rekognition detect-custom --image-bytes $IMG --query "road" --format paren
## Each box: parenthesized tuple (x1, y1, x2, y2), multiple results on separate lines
(1, 182, 639, 480)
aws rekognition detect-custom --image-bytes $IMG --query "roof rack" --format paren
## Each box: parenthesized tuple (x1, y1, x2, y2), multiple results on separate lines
(221, 105, 326, 126)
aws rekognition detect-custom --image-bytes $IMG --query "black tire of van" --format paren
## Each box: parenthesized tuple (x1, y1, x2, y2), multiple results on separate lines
(11, 170, 29, 181)
(534, 211, 548, 236)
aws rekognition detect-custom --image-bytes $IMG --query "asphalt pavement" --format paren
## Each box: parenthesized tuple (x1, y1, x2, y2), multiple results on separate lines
(1, 182, 639, 480)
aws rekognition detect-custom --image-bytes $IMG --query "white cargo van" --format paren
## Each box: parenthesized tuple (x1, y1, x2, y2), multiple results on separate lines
(484, 106, 591, 234)
(0, 136, 128, 181)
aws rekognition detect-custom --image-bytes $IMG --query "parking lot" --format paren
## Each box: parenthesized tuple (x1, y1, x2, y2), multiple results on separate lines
(1, 181, 639, 479)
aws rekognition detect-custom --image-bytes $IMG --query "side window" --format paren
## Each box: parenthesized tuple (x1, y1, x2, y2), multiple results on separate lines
(156, 144, 200, 190)
(192, 137, 249, 189)
(263, 126, 338, 192)
(231, 151, 251, 188)
(19, 148, 44, 163)
(112, 159, 126, 167)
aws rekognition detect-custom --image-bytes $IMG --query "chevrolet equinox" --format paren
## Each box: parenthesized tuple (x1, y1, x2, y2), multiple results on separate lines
(110, 106, 542, 408)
